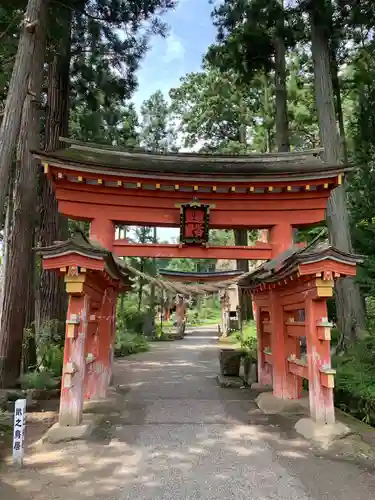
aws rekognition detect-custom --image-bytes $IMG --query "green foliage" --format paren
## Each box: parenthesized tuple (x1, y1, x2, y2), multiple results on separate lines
(69, 1, 176, 143)
(70, 102, 140, 147)
(208, 0, 292, 81)
(23, 320, 64, 376)
(117, 298, 148, 334)
(169, 66, 256, 150)
(153, 323, 174, 341)
(188, 305, 221, 325)
(333, 336, 375, 424)
(140, 90, 177, 152)
(114, 331, 149, 357)
(19, 371, 59, 390)
(221, 321, 257, 352)
(0, 6, 22, 107)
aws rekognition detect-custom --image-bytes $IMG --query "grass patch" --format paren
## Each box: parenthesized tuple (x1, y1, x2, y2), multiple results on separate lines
(114, 332, 149, 357)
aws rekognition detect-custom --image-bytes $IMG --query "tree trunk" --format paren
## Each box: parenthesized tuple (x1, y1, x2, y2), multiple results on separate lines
(0, 1, 49, 388)
(262, 75, 273, 152)
(0, 0, 46, 228)
(274, 1, 290, 153)
(309, 7, 366, 343)
(36, 9, 72, 335)
(137, 259, 145, 312)
(0, 166, 15, 324)
(23, 240, 37, 373)
(330, 46, 348, 161)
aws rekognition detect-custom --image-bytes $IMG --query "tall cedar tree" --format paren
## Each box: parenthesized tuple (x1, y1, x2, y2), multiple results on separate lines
(207, 0, 291, 315)
(304, 0, 366, 342)
(37, 0, 175, 337)
(0, 0, 45, 228)
(0, 0, 176, 386)
(0, 0, 50, 387)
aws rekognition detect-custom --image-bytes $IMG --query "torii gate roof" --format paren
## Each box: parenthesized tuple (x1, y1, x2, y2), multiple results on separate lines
(33, 138, 352, 181)
(32, 138, 353, 231)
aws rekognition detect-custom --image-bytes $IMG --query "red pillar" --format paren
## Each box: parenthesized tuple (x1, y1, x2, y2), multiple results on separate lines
(268, 224, 294, 395)
(305, 296, 335, 424)
(90, 217, 114, 251)
(255, 305, 272, 386)
(269, 223, 294, 257)
(59, 292, 90, 426)
(270, 290, 287, 398)
(284, 309, 303, 400)
(85, 287, 116, 400)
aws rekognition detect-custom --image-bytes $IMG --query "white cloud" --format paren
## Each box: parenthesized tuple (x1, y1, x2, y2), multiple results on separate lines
(163, 32, 185, 63)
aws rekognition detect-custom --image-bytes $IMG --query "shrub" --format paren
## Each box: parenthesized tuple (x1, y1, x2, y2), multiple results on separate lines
(42, 345, 64, 377)
(333, 336, 375, 424)
(114, 332, 149, 357)
(19, 371, 59, 390)
(239, 335, 258, 360)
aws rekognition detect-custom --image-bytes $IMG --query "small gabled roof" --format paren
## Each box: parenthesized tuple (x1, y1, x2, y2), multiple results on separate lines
(237, 240, 362, 289)
(37, 231, 133, 286)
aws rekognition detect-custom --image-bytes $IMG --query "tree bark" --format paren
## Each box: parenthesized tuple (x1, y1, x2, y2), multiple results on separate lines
(0, 1, 49, 388)
(330, 46, 348, 161)
(274, 1, 290, 153)
(23, 238, 37, 373)
(0, 0, 46, 229)
(0, 165, 15, 324)
(36, 9, 72, 335)
(309, 7, 366, 343)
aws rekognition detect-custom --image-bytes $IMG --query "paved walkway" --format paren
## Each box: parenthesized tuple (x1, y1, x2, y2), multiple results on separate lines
(1, 327, 375, 499)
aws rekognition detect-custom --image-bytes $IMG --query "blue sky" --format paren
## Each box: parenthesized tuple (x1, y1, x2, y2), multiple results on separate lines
(132, 0, 216, 111)
(132, 0, 217, 241)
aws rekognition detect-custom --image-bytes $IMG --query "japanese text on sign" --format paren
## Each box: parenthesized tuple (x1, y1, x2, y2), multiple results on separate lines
(12, 399, 26, 466)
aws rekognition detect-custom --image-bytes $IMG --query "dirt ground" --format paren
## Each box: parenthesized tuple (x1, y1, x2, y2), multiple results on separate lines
(0, 398, 59, 462)
(1, 329, 375, 500)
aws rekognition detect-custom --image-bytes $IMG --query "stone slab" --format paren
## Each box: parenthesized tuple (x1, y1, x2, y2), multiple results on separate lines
(216, 374, 244, 388)
(41, 420, 94, 444)
(295, 417, 350, 448)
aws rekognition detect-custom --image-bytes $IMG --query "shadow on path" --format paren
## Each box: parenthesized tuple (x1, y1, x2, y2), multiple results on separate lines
(1, 327, 375, 499)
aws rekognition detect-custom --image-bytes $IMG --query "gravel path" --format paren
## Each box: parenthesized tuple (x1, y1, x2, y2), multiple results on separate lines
(1, 327, 375, 499)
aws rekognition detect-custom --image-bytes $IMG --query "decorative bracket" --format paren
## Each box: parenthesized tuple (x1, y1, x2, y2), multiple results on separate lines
(66, 314, 80, 338)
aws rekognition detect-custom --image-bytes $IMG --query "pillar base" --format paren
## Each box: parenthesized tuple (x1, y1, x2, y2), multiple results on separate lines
(295, 418, 349, 448)
(42, 420, 94, 444)
(255, 391, 307, 415)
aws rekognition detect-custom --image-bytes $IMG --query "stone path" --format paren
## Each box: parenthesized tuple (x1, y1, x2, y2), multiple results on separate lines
(1, 327, 375, 499)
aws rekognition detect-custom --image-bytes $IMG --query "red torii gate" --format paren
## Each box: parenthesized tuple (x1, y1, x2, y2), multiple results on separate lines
(33, 139, 355, 429)
(158, 269, 244, 335)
